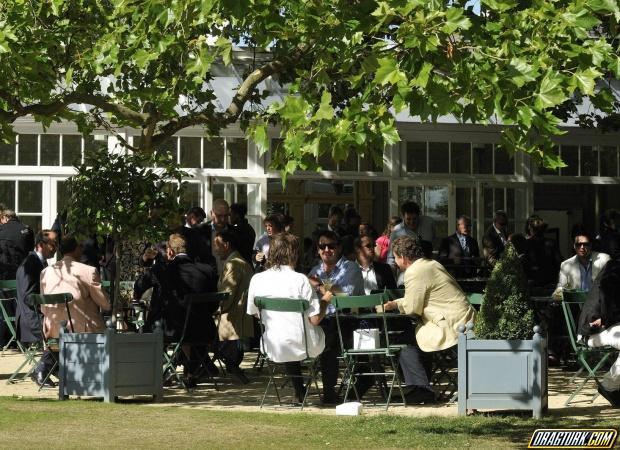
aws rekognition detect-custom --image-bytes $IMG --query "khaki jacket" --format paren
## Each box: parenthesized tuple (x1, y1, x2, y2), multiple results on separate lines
(395, 258, 475, 352)
(217, 251, 254, 341)
(41, 256, 111, 338)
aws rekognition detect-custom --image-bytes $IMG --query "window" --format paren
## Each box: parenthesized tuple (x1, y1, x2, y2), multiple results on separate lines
(451, 143, 471, 174)
(40, 134, 60, 166)
(180, 182, 202, 210)
(0, 180, 43, 232)
(600, 146, 618, 177)
(62, 135, 82, 167)
(18, 134, 37, 166)
(227, 137, 248, 169)
(560, 145, 578, 176)
(0, 180, 16, 208)
(494, 145, 514, 175)
(406, 141, 427, 172)
(473, 144, 493, 174)
(580, 146, 597, 176)
(179, 137, 201, 168)
(204, 138, 225, 168)
(0, 140, 16, 165)
(428, 142, 449, 173)
(84, 135, 108, 165)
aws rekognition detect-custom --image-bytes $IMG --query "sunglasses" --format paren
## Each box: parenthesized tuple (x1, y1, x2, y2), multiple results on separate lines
(318, 243, 338, 250)
(574, 242, 591, 248)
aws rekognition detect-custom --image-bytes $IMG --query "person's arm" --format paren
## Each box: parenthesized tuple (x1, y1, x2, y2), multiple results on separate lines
(303, 278, 329, 326)
(218, 260, 238, 313)
(384, 265, 426, 316)
(87, 268, 111, 312)
(246, 278, 260, 318)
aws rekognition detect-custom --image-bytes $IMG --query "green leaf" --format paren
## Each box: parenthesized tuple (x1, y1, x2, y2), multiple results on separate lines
(517, 106, 533, 128)
(375, 57, 406, 86)
(535, 72, 567, 109)
(215, 36, 232, 66)
(380, 121, 400, 145)
(587, 0, 620, 15)
(250, 123, 269, 156)
(507, 57, 537, 87)
(441, 7, 472, 34)
(314, 91, 334, 121)
(570, 68, 602, 96)
(411, 62, 433, 88)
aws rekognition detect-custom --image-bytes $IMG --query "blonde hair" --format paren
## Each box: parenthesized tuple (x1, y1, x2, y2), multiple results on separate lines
(168, 233, 187, 254)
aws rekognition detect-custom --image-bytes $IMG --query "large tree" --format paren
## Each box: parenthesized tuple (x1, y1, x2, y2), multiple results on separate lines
(0, 0, 618, 173)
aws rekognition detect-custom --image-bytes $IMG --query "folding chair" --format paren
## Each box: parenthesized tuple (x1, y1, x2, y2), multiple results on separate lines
(162, 291, 229, 391)
(333, 293, 406, 410)
(7, 293, 73, 390)
(254, 296, 322, 410)
(0, 288, 24, 355)
(561, 289, 618, 406)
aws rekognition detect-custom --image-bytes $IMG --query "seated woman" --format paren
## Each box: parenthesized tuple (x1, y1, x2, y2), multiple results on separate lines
(247, 233, 328, 402)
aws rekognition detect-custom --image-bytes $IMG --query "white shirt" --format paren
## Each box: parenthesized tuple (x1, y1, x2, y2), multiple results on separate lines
(247, 266, 325, 363)
(358, 263, 378, 295)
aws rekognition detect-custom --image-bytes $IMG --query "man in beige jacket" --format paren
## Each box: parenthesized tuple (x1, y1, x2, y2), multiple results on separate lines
(35, 235, 110, 384)
(383, 235, 476, 404)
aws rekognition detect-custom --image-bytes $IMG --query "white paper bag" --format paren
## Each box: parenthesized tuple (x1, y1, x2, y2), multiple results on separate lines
(353, 328, 380, 350)
(336, 402, 363, 415)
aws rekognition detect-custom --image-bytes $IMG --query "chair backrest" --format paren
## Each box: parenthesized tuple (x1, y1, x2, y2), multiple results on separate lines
(0, 280, 17, 289)
(467, 292, 484, 306)
(0, 289, 17, 321)
(371, 288, 405, 301)
(28, 293, 75, 333)
(332, 293, 385, 310)
(253, 296, 311, 360)
(562, 289, 588, 303)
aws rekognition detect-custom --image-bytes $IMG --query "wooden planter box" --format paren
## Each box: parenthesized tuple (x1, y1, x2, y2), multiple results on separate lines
(457, 324, 548, 418)
(58, 321, 163, 403)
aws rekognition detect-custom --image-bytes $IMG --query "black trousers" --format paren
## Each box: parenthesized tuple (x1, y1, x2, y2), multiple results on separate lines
(218, 340, 244, 371)
(35, 349, 58, 378)
(319, 317, 345, 393)
(394, 318, 432, 387)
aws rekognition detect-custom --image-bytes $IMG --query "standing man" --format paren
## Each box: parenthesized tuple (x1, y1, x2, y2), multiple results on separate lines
(438, 215, 480, 278)
(553, 232, 610, 298)
(355, 235, 396, 294)
(482, 210, 509, 268)
(207, 199, 232, 274)
(386, 201, 436, 268)
(230, 203, 256, 265)
(0, 208, 35, 279)
(15, 229, 58, 386)
(308, 230, 364, 403)
(36, 236, 111, 385)
(383, 235, 476, 404)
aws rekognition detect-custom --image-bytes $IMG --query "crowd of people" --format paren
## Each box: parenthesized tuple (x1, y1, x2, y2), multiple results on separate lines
(0, 200, 619, 408)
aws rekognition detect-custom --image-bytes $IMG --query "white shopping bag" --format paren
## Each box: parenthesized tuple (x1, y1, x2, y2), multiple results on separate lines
(353, 328, 380, 350)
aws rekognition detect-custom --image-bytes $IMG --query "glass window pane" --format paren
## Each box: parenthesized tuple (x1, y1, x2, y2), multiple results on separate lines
(181, 183, 201, 210)
(18, 134, 38, 166)
(18, 180, 42, 213)
(227, 137, 248, 169)
(483, 187, 494, 230)
(494, 145, 514, 175)
(580, 145, 597, 176)
(456, 187, 477, 236)
(539, 145, 559, 175)
(0, 180, 16, 209)
(0, 140, 16, 165)
(600, 146, 618, 177)
(506, 188, 515, 220)
(359, 151, 382, 171)
(40, 134, 60, 166)
(180, 137, 201, 168)
(84, 135, 108, 165)
(428, 142, 449, 173)
(62, 135, 82, 166)
(212, 183, 225, 200)
(451, 143, 471, 174)
(473, 144, 493, 174)
(425, 186, 448, 248)
(21, 216, 42, 234)
(204, 138, 224, 168)
(339, 149, 358, 171)
(406, 141, 426, 172)
(560, 145, 578, 176)
(398, 186, 424, 209)
(236, 184, 247, 203)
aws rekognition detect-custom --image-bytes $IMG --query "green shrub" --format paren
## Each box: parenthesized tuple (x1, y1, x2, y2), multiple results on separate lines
(474, 243, 535, 340)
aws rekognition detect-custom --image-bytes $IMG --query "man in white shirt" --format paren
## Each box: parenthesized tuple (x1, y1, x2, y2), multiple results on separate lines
(355, 235, 396, 294)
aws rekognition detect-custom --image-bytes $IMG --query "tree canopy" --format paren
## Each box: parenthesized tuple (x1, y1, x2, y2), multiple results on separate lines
(0, 0, 618, 173)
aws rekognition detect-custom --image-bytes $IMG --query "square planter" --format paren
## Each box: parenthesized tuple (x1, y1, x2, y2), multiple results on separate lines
(458, 324, 548, 418)
(59, 321, 163, 403)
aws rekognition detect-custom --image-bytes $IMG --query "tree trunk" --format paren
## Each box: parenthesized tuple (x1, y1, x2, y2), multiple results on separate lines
(112, 239, 122, 325)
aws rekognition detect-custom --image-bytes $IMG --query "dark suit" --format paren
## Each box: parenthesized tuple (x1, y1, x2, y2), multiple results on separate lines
(482, 226, 507, 268)
(15, 252, 45, 343)
(373, 261, 397, 291)
(232, 220, 256, 265)
(176, 225, 216, 266)
(438, 233, 480, 278)
(135, 254, 218, 342)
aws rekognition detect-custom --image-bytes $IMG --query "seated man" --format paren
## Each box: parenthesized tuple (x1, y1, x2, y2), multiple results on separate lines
(438, 215, 480, 279)
(355, 235, 396, 294)
(135, 233, 218, 387)
(308, 230, 364, 403)
(38, 236, 110, 384)
(383, 235, 476, 404)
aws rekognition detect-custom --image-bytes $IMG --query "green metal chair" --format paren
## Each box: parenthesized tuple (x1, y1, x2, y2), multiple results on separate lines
(0, 280, 17, 290)
(7, 293, 74, 388)
(254, 296, 321, 410)
(466, 292, 484, 307)
(333, 292, 406, 410)
(561, 289, 617, 406)
(0, 288, 24, 355)
(162, 292, 229, 391)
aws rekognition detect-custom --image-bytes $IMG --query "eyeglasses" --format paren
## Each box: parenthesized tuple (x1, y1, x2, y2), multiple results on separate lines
(574, 242, 591, 248)
(318, 243, 338, 250)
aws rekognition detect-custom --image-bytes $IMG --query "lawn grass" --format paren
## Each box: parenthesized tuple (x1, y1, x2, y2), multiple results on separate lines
(0, 396, 617, 449)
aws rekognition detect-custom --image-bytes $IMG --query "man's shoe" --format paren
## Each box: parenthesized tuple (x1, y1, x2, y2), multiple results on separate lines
(597, 382, 620, 408)
(228, 368, 250, 385)
(322, 390, 342, 405)
(31, 371, 56, 388)
(404, 387, 435, 405)
(181, 377, 198, 391)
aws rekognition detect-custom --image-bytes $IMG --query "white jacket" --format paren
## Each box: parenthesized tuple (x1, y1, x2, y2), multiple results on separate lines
(554, 252, 610, 296)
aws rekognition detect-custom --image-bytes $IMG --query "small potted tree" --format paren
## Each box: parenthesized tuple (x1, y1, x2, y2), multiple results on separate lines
(57, 145, 187, 402)
(458, 243, 548, 418)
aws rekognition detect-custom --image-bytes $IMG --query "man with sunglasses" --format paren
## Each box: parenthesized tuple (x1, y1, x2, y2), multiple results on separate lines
(308, 230, 364, 404)
(553, 232, 610, 298)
